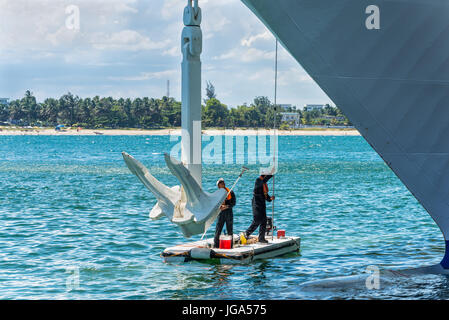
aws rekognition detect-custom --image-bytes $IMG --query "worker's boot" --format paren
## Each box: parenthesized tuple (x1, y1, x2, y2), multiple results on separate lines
(258, 238, 269, 244)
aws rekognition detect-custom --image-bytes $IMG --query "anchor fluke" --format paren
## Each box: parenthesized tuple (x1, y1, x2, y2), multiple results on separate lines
(164, 154, 226, 224)
(122, 152, 180, 221)
(122, 151, 227, 238)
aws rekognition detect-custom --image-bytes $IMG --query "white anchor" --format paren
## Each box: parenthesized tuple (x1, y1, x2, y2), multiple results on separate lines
(122, 0, 229, 238)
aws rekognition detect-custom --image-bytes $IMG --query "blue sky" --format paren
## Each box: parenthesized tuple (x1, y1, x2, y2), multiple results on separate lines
(0, 0, 332, 108)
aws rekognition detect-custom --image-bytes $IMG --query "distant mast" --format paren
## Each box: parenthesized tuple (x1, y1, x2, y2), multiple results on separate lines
(167, 80, 170, 98)
(181, 0, 202, 187)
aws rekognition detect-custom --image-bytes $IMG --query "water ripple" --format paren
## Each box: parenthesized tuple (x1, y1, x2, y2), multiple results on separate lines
(0, 135, 445, 299)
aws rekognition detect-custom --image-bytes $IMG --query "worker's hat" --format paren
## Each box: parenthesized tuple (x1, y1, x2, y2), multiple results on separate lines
(216, 178, 225, 186)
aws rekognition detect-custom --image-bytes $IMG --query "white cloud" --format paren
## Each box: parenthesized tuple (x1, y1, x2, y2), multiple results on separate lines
(278, 67, 314, 86)
(241, 31, 272, 47)
(247, 68, 273, 82)
(108, 70, 178, 81)
(161, 0, 184, 20)
(0, 0, 139, 50)
(163, 46, 179, 57)
(204, 16, 230, 32)
(242, 48, 275, 62)
(213, 47, 274, 63)
(90, 30, 170, 51)
(212, 48, 238, 61)
(46, 26, 82, 47)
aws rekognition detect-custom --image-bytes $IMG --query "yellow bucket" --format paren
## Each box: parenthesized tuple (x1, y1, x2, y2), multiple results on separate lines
(240, 233, 247, 245)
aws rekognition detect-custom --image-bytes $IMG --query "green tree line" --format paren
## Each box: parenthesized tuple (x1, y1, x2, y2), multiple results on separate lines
(301, 104, 351, 126)
(0, 90, 350, 129)
(1, 90, 181, 129)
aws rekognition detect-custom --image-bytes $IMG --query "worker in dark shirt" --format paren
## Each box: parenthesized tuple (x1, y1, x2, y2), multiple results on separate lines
(214, 178, 236, 248)
(243, 174, 275, 244)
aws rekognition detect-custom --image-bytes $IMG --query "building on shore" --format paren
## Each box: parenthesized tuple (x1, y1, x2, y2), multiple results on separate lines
(0, 98, 9, 105)
(278, 104, 294, 111)
(280, 112, 301, 128)
(304, 104, 326, 112)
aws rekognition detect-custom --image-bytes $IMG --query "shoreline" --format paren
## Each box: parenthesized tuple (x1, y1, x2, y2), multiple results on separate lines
(0, 127, 360, 136)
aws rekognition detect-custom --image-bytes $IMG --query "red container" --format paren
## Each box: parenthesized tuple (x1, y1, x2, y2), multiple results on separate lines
(219, 236, 232, 249)
(277, 230, 286, 239)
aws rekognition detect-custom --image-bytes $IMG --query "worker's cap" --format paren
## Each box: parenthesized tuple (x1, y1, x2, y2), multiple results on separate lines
(216, 178, 225, 186)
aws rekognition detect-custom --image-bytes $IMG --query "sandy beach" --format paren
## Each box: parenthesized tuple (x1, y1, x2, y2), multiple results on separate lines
(0, 127, 360, 136)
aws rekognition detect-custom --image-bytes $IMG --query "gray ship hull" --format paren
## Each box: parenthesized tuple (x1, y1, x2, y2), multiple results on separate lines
(242, 0, 449, 268)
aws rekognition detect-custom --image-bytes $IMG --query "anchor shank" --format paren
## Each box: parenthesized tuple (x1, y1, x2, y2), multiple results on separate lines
(181, 0, 203, 187)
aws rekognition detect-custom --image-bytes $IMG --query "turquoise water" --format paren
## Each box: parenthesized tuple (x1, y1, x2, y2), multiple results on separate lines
(0, 135, 448, 300)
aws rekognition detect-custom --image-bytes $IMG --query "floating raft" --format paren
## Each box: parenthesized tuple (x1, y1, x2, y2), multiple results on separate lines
(162, 235, 301, 264)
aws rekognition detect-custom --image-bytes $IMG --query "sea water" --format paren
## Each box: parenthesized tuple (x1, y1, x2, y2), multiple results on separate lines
(0, 135, 448, 300)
